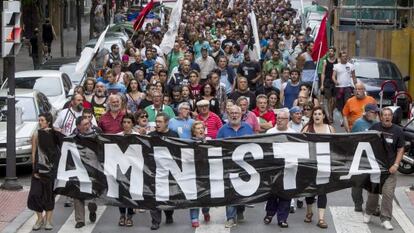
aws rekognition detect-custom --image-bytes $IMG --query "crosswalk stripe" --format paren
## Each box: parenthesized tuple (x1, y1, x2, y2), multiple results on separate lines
(195, 207, 230, 233)
(57, 205, 106, 233)
(392, 200, 414, 233)
(16, 213, 36, 233)
(330, 206, 372, 233)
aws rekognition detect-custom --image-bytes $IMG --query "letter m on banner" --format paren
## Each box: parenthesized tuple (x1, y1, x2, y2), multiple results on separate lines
(2, 1, 21, 57)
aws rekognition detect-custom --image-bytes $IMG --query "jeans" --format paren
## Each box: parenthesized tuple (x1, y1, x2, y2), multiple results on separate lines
(265, 196, 291, 222)
(119, 207, 134, 217)
(352, 186, 364, 207)
(226, 205, 245, 221)
(189, 208, 210, 221)
(366, 173, 397, 221)
(305, 195, 327, 209)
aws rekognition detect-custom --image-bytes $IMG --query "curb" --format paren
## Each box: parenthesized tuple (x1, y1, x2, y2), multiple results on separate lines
(395, 186, 414, 224)
(1, 208, 33, 233)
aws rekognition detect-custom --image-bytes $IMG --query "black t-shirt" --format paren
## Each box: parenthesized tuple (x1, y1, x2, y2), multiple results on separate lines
(30, 36, 39, 55)
(237, 61, 261, 88)
(149, 129, 179, 138)
(138, 98, 153, 110)
(369, 123, 405, 165)
(228, 90, 256, 110)
(129, 62, 147, 77)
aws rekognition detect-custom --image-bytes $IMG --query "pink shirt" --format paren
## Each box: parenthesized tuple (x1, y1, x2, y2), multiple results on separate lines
(243, 111, 260, 133)
(98, 111, 125, 134)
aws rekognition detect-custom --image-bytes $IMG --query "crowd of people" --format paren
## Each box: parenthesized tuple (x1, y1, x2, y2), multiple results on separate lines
(27, 0, 405, 231)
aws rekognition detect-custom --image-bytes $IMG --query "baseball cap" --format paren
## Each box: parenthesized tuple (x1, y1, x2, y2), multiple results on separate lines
(365, 103, 379, 113)
(289, 106, 302, 114)
(122, 55, 129, 62)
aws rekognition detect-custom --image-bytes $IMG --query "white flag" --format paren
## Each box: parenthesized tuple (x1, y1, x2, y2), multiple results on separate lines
(227, 0, 234, 10)
(249, 11, 261, 61)
(160, 0, 183, 55)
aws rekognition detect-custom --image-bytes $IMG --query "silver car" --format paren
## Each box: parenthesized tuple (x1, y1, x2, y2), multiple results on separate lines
(0, 89, 55, 167)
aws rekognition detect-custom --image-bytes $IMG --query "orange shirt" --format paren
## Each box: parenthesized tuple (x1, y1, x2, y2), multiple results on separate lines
(342, 96, 377, 129)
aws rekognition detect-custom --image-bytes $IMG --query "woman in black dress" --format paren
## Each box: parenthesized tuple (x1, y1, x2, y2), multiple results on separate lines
(27, 112, 56, 231)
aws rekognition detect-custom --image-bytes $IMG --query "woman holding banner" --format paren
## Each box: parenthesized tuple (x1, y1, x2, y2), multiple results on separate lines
(188, 121, 211, 228)
(27, 112, 56, 231)
(301, 106, 335, 229)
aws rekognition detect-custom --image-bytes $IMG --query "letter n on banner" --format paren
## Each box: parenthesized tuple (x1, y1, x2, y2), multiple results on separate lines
(55, 142, 92, 193)
(273, 142, 309, 190)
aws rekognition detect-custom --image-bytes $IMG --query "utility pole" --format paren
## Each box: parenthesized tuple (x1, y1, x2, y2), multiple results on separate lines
(1, 0, 22, 191)
(76, 0, 82, 56)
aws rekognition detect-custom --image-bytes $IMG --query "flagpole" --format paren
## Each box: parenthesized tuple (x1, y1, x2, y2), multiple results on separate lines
(310, 42, 323, 98)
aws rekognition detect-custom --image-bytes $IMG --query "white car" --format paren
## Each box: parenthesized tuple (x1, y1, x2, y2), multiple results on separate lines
(0, 89, 55, 167)
(1, 70, 73, 111)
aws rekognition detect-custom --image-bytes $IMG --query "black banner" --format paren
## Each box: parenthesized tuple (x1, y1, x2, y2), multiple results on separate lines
(42, 131, 391, 209)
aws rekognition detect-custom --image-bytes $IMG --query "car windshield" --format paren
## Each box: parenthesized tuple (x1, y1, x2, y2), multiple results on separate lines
(60, 64, 83, 84)
(0, 97, 37, 122)
(8, 76, 63, 96)
(354, 60, 401, 80)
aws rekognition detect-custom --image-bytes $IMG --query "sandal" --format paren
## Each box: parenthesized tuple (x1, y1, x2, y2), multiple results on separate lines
(304, 213, 313, 223)
(263, 216, 272, 225)
(317, 219, 328, 229)
(125, 218, 133, 227)
(118, 216, 126, 226)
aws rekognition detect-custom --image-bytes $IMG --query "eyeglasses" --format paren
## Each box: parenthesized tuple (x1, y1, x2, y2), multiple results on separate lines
(139, 115, 148, 118)
(303, 108, 311, 111)
(277, 117, 289, 120)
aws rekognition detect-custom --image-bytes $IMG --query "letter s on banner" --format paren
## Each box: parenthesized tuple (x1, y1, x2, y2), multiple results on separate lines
(340, 142, 381, 183)
(104, 144, 144, 200)
(55, 142, 92, 193)
(229, 143, 263, 196)
(154, 147, 197, 201)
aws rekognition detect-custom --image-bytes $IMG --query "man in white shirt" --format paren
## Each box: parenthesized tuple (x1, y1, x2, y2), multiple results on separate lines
(195, 46, 216, 81)
(332, 51, 357, 114)
(267, 110, 295, 133)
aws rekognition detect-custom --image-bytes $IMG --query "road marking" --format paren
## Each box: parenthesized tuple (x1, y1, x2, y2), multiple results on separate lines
(57, 204, 106, 233)
(195, 207, 230, 233)
(392, 200, 414, 233)
(15, 213, 36, 233)
(330, 206, 371, 233)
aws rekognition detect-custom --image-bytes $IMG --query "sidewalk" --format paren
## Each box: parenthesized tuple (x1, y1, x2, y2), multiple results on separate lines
(0, 188, 29, 232)
(0, 17, 91, 80)
(395, 186, 414, 226)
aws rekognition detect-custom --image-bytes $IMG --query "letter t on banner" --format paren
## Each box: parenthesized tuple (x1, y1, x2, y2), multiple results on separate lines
(273, 143, 309, 190)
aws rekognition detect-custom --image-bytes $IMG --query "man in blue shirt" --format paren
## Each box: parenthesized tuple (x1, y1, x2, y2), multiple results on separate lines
(217, 105, 253, 228)
(351, 103, 379, 212)
(105, 69, 126, 94)
(168, 102, 194, 139)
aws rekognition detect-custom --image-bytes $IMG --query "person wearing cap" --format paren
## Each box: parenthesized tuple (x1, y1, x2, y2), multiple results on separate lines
(195, 45, 216, 81)
(288, 106, 306, 132)
(196, 99, 222, 139)
(342, 82, 377, 132)
(350, 103, 379, 212)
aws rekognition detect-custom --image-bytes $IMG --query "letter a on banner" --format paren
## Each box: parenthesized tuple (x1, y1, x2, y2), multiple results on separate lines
(340, 142, 381, 183)
(55, 142, 92, 193)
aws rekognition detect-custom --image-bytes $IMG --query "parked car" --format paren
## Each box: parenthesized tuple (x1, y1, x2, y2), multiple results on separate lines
(351, 57, 410, 114)
(0, 89, 55, 167)
(40, 57, 94, 86)
(85, 37, 126, 55)
(108, 22, 134, 38)
(1, 70, 73, 111)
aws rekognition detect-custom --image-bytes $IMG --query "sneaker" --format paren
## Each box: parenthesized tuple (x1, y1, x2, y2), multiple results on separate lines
(75, 222, 85, 228)
(203, 213, 210, 222)
(192, 221, 200, 228)
(225, 219, 236, 228)
(278, 221, 289, 228)
(354, 206, 363, 212)
(44, 222, 53, 230)
(237, 212, 245, 222)
(32, 219, 43, 231)
(297, 200, 304, 209)
(290, 205, 296, 213)
(382, 220, 393, 230)
(363, 214, 371, 223)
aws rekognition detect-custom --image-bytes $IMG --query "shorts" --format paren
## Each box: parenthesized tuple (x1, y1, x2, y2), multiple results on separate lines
(335, 86, 354, 112)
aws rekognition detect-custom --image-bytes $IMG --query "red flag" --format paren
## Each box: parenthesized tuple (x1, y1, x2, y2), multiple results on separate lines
(133, 0, 156, 31)
(311, 13, 328, 62)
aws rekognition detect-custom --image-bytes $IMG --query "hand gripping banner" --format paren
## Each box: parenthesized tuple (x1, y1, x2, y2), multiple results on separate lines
(40, 131, 390, 209)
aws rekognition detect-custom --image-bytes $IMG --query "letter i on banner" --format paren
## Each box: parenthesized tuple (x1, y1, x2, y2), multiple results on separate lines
(316, 143, 331, 185)
(208, 147, 225, 198)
